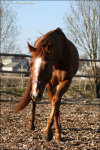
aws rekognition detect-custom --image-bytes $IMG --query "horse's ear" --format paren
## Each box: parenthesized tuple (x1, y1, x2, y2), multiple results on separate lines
(27, 42, 36, 54)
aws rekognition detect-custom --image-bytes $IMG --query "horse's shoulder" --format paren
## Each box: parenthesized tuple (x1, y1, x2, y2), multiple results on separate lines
(51, 68, 72, 85)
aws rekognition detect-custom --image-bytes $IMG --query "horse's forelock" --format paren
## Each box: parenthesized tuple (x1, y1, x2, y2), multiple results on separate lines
(33, 37, 53, 57)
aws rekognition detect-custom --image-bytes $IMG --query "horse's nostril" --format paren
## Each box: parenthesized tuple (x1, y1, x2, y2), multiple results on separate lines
(38, 92, 41, 98)
(30, 92, 41, 101)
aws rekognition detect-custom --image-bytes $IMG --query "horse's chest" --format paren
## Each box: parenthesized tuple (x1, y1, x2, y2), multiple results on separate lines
(51, 70, 68, 86)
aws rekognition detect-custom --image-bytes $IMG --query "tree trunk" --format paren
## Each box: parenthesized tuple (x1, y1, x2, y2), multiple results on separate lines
(95, 78, 100, 98)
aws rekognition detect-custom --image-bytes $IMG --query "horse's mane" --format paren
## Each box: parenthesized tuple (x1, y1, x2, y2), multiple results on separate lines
(30, 28, 68, 72)
(32, 28, 67, 59)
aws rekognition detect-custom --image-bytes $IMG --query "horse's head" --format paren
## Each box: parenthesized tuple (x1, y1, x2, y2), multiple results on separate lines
(28, 42, 52, 102)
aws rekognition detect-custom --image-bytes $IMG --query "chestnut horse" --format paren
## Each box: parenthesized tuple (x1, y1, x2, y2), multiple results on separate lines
(14, 28, 79, 141)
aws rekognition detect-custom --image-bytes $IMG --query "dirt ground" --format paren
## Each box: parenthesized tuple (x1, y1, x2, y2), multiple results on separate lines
(0, 92, 100, 150)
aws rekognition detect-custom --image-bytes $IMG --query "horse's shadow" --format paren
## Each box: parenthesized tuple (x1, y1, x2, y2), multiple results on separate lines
(60, 127, 100, 142)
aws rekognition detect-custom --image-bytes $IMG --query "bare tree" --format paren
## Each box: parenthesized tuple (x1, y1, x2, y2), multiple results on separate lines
(64, 0, 100, 98)
(0, 3, 20, 54)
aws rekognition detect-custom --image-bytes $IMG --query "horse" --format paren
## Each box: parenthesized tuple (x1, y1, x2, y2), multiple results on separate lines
(13, 28, 79, 141)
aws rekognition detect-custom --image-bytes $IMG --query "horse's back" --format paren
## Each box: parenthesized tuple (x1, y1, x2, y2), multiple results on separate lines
(34, 28, 79, 77)
(66, 39, 79, 77)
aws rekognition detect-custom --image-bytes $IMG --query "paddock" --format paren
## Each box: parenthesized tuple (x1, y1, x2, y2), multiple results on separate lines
(0, 79, 100, 150)
(0, 53, 100, 149)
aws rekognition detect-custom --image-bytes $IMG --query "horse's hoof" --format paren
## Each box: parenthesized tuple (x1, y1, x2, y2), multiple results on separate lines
(28, 124, 35, 130)
(56, 134, 61, 141)
(43, 129, 53, 141)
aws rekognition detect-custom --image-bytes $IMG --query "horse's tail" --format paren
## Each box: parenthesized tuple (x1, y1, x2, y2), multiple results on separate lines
(13, 78, 32, 113)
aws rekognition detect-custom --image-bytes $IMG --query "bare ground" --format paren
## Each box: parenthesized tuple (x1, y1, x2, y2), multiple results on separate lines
(0, 93, 100, 150)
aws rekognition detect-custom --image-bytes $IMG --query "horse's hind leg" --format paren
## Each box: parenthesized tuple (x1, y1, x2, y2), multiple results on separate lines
(28, 102, 36, 130)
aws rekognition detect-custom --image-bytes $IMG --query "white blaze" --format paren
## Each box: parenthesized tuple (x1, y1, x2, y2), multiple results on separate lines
(32, 57, 42, 97)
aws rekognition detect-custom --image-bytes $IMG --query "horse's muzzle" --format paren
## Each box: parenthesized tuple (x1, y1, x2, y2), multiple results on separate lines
(30, 92, 42, 102)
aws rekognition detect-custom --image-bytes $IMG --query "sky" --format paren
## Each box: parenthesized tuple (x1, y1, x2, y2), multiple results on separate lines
(2, 1, 74, 54)
(13, 1, 72, 54)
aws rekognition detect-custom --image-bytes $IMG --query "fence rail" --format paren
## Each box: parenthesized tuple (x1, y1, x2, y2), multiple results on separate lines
(0, 70, 100, 78)
(0, 53, 100, 78)
(0, 53, 100, 62)
(0, 70, 29, 74)
(0, 53, 31, 58)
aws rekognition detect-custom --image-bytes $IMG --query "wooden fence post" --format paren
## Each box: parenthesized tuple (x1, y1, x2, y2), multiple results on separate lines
(21, 60, 24, 89)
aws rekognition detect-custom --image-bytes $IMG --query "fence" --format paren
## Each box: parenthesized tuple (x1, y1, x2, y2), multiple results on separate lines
(0, 53, 100, 78)
(0, 53, 100, 97)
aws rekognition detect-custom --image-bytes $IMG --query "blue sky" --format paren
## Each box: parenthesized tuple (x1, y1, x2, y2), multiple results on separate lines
(14, 1, 72, 54)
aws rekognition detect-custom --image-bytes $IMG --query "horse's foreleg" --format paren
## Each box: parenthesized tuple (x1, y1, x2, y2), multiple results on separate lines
(54, 80, 71, 141)
(46, 83, 54, 102)
(54, 101, 61, 141)
(43, 94, 60, 141)
(44, 80, 71, 141)
(43, 83, 55, 140)
(28, 102, 36, 130)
